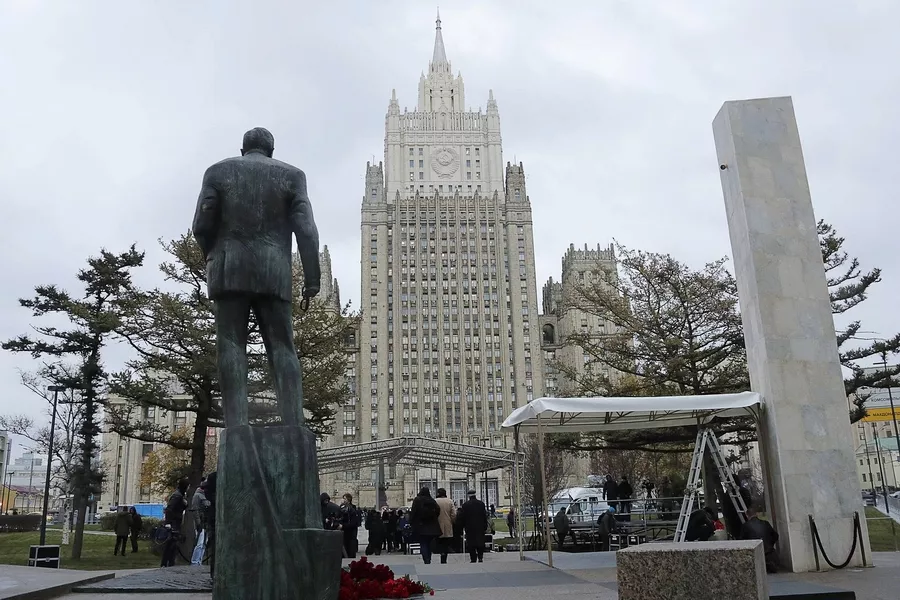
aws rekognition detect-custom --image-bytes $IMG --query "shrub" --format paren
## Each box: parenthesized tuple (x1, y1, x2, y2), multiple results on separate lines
(0, 514, 42, 533)
(99, 512, 117, 531)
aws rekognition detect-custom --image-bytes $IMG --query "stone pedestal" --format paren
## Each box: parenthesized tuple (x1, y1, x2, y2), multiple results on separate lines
(713, 97, 870, 572)
(214, 425, 343, 600)
(617, 541, 768, 600)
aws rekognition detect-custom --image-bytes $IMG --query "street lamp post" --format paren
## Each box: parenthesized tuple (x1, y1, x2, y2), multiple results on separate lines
(40, 385, 66, 546)
(878, 353, 900, 449)
(872, 422, 891, 513)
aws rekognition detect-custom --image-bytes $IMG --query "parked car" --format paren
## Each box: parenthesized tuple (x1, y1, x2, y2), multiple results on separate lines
(862, 491, 876, 506)
(890, 491, 900, 499)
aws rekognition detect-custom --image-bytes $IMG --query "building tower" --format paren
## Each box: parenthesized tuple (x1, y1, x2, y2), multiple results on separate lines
(355, 12, 543, 506)
(540, 243, 619, 397)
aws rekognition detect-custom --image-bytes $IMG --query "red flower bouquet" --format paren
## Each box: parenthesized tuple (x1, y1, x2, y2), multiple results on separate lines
(339, 557, 435, 600)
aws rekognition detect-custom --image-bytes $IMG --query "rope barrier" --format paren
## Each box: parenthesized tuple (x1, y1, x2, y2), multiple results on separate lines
(808, 512, 865, 570)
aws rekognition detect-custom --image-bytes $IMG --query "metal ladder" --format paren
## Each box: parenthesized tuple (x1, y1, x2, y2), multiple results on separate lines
(674, 428, 748, 542)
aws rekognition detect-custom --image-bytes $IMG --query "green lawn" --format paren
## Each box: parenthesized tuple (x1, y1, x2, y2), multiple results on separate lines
(491, 517, 536, 533)
(46, 523, 102, 532)
(0, 531, 162, 570)
(865, 507, 900, 552)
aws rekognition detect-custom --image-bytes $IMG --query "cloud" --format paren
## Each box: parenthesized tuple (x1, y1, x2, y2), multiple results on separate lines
(1, 1, 898, 456)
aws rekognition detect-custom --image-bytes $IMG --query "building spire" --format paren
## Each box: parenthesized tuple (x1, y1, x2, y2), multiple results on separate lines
(432, 7, 448, 66)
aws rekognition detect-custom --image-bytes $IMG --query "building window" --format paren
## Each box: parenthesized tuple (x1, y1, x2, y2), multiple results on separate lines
(419, 172, 424, 180)
(409, 172, 414, 181)
(465, 148, 470, 155)
(466, 172, 471, 180)
(475, 148, 480, 157)
(466, 159, 471, 167)
(409, 160, 414, 168)
(409, 147, 414, 155)
(419, 148, 424, 156)
(419, 160, 424, 168)
(476, 172, 481, 180)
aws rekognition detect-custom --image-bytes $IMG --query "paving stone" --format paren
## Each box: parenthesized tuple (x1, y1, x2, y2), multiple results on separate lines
(71, 566, 211, 593)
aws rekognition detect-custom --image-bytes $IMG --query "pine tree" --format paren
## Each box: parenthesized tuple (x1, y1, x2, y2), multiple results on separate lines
(107, 234, 357, 491)
(551, 246, 751, 453)
(819, 220, 900, 421)
(2, 246, 144, 559)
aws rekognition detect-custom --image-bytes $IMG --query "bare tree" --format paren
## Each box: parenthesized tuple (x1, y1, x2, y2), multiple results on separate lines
(0, 366, 83, 499)
(519, 434, 573, 519)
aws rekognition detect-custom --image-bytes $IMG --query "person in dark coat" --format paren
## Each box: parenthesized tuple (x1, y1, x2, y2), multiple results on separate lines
(553, 507, 577, 548)
(685, 507, 715, 542)
(365, 509, 386, 556)
(617, 476, 634, 521)
(457, 490, 489, 563)
(113, 507, 132, 556)
(339, 493, 360, 559)
(603, 474, 619, 513)
(161, 478, 189, 567)
(321, 493, 341, 531)
(741, 508, 780, 573)
(129, 506, 142, 553)
(383, 508, 398, 553)
(596, 506, 617, 551)
(396, 509, 409, 554)
(410, 487, 442, 564)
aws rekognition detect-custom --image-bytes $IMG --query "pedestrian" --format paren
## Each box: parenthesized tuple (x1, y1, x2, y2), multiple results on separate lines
(618, 475, 634, 521)
(129, 506, 142, 553)
(603, 474, 619, 514)
(190, 477, 210, 566)
(435, 488, 457, 564)
(396, 509, 409, 553)
(365, 509, 386, 556)
(596, 506, 617, 551)
(410, 487, 441, 564)
(339, 493, 361, 559)
(113, 506, 131, 556)
(321, 493, 341, 531)
(506, 507, 517, 540)
(457, 490, 489, 563)
(161, 478, 189, 567)
(204, 472, 217, 579)
(383, 507, 398, 553)
(553, 507, 577, 548)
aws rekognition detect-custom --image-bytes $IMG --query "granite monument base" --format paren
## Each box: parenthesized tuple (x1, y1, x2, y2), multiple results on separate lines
(214, 424, 342, 600)
(617, 541, 769, 600)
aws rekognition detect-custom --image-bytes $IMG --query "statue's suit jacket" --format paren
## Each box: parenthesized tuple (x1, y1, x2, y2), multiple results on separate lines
(192, 152, 320, 303)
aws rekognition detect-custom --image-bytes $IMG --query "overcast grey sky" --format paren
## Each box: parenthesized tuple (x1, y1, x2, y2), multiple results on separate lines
(2, 1, 898, 459)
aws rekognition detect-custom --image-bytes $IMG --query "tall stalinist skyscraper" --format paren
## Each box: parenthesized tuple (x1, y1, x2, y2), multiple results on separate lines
(354, 12, 543, 505)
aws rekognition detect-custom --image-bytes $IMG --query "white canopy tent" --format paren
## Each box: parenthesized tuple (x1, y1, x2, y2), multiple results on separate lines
(502, 391, 762, 433)
(500, 391, 762, 565)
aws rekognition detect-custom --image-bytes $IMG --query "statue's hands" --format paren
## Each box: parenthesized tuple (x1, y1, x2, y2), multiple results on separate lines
(299, 284, 318, 312)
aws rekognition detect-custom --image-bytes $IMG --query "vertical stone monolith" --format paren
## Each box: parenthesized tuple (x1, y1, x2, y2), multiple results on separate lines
(713, 96, 869, 572)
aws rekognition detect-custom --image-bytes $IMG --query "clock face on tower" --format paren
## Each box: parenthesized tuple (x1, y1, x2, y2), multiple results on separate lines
(431, 146, 460, 179)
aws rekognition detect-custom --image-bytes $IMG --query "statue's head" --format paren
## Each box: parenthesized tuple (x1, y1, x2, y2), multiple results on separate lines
(241, 127, 275, 158)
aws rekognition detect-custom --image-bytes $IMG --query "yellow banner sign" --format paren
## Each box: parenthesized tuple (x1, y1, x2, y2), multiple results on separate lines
(862, 407, 900, 422)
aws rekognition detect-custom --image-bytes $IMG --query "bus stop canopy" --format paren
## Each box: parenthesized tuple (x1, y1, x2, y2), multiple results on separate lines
(500, 391, 761, 434)
(316, 436, 519, 475)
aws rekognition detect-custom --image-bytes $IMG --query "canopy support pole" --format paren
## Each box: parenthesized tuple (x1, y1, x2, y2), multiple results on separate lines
(514, 426, 524, 561)
(537, 414, 553, 568)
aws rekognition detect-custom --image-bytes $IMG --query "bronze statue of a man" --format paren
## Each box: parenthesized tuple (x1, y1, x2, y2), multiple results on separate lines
(192, 127, 320, 429)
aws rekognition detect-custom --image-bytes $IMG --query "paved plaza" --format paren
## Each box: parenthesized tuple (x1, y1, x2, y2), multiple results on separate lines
(3, 549, 898, 600)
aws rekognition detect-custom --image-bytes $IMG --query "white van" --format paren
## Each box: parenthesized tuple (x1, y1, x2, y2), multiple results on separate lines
(551, 487, 611, 525)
